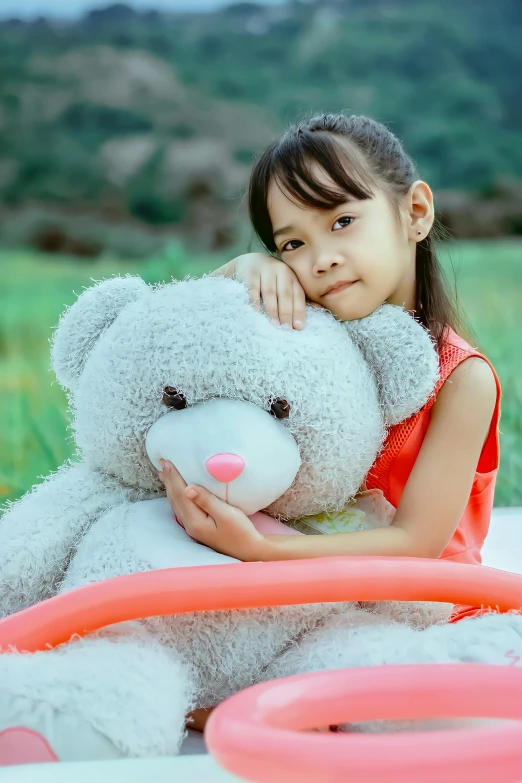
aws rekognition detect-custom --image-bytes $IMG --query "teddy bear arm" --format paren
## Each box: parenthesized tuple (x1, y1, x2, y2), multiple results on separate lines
(344, 304, 440, 425)
(0, 463, 139, 618)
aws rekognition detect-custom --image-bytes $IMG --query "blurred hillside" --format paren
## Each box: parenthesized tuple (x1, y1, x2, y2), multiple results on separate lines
(0, 0, 521, 257)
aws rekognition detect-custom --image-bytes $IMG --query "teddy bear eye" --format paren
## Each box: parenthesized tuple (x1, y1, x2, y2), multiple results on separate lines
(162, 386, 187, 410)
(270, 397, 291, 419)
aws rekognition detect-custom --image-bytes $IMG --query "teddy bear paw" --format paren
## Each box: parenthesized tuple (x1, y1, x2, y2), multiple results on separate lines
(0, 727, 59, 766)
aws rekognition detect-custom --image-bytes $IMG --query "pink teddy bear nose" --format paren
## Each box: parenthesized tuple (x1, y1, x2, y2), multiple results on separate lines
(205, 453, 245, 483)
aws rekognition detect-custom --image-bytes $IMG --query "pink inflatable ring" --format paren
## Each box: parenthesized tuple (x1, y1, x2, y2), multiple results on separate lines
(206, 664, 522, 783)
(0, 557, 521, 652)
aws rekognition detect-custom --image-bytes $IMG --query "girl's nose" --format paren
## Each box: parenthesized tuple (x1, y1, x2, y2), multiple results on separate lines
(313, 254, 344, 275)
(205, 453, 245, 483)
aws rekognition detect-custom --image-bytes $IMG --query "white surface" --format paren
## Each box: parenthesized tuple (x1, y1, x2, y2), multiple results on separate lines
(1, 508, 520, 781)
(0, 754, 245, 782)
(482, 507, 522, 574)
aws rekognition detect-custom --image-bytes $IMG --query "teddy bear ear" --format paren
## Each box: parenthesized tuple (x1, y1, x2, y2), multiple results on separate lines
(50, 276, 148, 391)
(344, 304, 440, 425)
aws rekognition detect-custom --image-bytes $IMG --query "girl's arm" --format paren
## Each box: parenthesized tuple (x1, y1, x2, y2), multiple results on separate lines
(261, 357, 498, 561)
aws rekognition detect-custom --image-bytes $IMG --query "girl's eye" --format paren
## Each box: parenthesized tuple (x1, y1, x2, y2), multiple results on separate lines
(280, 216, 353, 251)
(281, 239, 303, 253)
(332, 216, 354, 230)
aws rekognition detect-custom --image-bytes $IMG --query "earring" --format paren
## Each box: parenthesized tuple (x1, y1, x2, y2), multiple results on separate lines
(417, 231, 422, 235)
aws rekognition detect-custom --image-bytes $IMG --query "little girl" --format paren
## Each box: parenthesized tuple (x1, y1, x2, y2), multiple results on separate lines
(160, 113, 501, 730)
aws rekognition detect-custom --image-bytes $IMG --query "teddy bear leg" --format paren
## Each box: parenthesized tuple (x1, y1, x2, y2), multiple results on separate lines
(424, 609, 522, 665)
(262, 607, 522, 733)
(0, 622, 195, 761)
(260, 607, 422, 732)
(261, 606, 427, 684)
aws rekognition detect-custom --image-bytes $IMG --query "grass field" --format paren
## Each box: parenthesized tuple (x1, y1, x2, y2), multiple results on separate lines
(0, 239, 521, 508)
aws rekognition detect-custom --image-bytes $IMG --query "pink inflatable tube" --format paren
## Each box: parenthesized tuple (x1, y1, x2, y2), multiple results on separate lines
(205, 664, 522, 783)
(0, 556, 521, 652)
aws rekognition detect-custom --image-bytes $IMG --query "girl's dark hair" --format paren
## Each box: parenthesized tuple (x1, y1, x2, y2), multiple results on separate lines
(248, 113, 463, 348)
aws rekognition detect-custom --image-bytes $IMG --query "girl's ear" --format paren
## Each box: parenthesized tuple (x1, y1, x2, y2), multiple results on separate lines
(344, 305, 439, 425)
(406, 180, 435, 241)
(50, 276, 148, 392)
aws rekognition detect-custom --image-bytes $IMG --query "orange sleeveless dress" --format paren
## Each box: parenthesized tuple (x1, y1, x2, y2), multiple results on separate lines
(366, 328, 502, 622)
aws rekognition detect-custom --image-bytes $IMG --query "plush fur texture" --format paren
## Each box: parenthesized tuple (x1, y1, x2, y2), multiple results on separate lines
(344, 305, 439, 425)
(0, 275, 519, 759)
(0, 463, 152, 617)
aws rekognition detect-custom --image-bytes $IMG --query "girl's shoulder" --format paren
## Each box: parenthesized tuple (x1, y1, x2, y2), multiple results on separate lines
(431, 328, 499, 457)
(437, 326, 499, 395)
(435, 357, 497, 416)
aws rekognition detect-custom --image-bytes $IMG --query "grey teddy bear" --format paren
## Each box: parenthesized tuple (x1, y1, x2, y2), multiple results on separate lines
(0, 275, 520, 761)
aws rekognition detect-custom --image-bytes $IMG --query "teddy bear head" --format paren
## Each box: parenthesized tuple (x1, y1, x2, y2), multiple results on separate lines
(50, 275, 438, 520)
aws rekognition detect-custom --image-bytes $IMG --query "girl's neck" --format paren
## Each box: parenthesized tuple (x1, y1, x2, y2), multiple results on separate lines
(386, 267, 416, 312)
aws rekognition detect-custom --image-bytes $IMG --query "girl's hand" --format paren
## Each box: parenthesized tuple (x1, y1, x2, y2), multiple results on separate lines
(214, 252, 307, 330)
(159, 459, 266, 561)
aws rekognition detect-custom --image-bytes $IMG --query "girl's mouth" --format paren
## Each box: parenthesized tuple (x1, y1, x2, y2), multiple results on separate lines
(322, 280, 358, 297)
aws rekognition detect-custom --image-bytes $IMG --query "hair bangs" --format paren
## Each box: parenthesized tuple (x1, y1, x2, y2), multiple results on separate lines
(272, 130, 375, 211)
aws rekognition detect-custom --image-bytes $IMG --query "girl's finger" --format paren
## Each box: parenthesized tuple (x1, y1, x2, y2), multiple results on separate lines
(160, 460, 186, 491)
(292, 280, 307, 329)
(161, 459, 178, 477)
(260, 273, 280, 325)
(247, 275, 262, 313)
(276, 274, 295, 329)
(185, 486, 219, 526)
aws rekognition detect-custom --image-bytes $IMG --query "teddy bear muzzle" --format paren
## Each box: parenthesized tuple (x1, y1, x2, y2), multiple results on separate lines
(145, 397, 301, 516)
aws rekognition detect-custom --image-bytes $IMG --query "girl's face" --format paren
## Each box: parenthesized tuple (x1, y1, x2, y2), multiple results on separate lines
(267, 170, 418, 321)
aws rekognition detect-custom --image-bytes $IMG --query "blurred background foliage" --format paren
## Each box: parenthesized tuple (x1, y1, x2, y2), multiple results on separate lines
(0, 0, 521, 506)
(0, 0, 522, 256)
